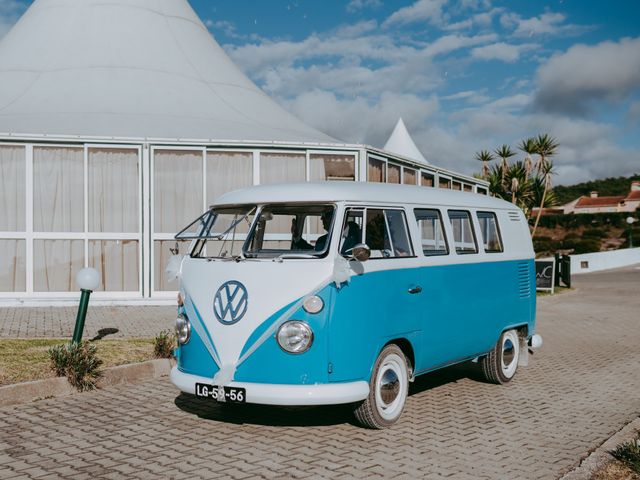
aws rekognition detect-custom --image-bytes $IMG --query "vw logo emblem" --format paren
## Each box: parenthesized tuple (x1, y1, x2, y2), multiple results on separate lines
(213, 281, 248, 325)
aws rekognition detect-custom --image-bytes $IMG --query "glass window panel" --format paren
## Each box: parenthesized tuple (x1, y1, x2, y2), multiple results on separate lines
(33, 147, 84, 232)
(447, 210, 478, 254)
(259, 152, 306, 185)
(89, 240, 139, 292)
(387, 164, 401, 184)
(477, 186, 489, 195)
(403, 168, 417, 185)
(0, 146, 25, 231)
(154, 240, 191, 291)
(154, 150, 203, 234)
(339, 209, 364, 256)
(477, 211, 503, 253)
(452, 181, 462, 191)
(368, 157, 386, 183)
(364, 209, 412, 258)
(421, 172, 434, 187)
(88, 148, 139, 233)
(415, 209, 448, 256)
(309, 153, 355, 181)
(439, 176, 452, 189)
(463, 184, 473, 192)
(206, 151, 253, 204)
(0, 240, 25, 292)
(33, 240, 84, 292)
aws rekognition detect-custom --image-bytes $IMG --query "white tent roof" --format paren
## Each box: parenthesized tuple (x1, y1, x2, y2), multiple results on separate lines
(0, 0, 337, 143)
(383, 118, 428, 165)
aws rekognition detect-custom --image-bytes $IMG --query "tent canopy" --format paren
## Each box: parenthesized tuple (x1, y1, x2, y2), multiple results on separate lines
(383, 118, 428, 165)
(0, 0, 337, 143)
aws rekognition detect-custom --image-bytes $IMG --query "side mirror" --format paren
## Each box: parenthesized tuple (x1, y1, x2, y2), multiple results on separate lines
(351, 243, 371, 262)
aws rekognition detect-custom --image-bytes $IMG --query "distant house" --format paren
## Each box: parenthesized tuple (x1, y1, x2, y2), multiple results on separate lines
(562, 181, 640, 214)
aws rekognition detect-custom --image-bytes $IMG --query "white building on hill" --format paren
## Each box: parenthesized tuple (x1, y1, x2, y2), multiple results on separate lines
(0, 0, 488, 303)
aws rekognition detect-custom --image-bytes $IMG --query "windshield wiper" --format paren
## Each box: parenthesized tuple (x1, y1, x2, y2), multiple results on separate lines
(212, 207, 256, 240)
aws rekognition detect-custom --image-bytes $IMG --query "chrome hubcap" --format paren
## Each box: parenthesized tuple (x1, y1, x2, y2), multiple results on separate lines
(379, 368, 400, 405)
(503, 338, 515, 366)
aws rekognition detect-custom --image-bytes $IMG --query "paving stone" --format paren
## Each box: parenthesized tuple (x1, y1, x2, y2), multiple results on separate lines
(1, 267, 640, 479)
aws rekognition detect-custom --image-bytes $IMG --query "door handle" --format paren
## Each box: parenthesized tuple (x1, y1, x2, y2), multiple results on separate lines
(408, 286, 423, 294)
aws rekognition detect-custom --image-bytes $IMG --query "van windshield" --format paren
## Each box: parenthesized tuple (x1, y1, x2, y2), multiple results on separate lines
(175, 206, 256, 259)
(244, 204, 335, 259)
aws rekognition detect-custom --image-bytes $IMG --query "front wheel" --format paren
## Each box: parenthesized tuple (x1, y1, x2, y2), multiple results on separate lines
(481, 329, 521, 384)
(354, 344, 409, 429)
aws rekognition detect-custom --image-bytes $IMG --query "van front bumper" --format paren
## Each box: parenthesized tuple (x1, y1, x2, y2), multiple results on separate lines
(170, 366, 369, 406)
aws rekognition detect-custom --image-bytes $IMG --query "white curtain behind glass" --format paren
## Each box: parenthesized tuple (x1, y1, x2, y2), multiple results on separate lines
(88, 148, 139, 232)
(33, 240, 83, 292)
(309, 154, 355, 181)
(259, 152, 306, 185)
(33, 147, 84, 232)
(206, 151, 253, 205)
(154, 150, 203, 233)
(0, 240, 25, 291)
(0, 146, 25, 231)
(88, 148, 140, 291)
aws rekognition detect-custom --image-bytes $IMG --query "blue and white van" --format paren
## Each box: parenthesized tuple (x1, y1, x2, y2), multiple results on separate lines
(169, 182, 542, 428)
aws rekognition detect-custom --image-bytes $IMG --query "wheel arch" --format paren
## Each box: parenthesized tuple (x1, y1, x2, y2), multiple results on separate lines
(383, 338, 415, 377)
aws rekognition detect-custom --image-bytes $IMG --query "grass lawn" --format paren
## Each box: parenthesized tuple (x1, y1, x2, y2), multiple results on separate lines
(0, 338, 156, 386)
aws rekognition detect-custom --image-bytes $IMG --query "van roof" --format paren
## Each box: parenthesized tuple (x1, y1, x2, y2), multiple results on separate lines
(213, 182, 517, 211)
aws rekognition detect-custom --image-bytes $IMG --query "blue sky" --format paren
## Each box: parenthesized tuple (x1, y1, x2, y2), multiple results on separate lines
(1, 0, 639, 185)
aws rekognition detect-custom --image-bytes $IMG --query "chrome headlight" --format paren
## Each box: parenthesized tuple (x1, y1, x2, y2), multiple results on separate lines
(175, 313, 191, 345)
(302, 295, 324, 314)
(277, 321, 313, 354)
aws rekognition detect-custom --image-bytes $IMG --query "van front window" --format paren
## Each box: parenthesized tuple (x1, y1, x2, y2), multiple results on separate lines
(175, 206, 256, 258)
(244, 205, 335, 259)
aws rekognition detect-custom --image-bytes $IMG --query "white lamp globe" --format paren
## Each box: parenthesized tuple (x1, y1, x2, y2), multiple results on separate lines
(627, 217, 636, 225)
(76, 268, 101, 291)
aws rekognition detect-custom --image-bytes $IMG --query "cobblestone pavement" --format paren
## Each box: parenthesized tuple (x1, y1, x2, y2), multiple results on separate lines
(1, 267, 639, 479)
(0, 305, 175, 338)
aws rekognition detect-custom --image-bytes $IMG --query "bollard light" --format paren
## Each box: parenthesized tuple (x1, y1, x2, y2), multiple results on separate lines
(72, 268, 100, 344)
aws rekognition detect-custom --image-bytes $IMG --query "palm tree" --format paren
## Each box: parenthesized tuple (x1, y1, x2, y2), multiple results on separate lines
(494, 144, 516, 187)
(531, 134, 559, 237)
(474, 150, 494, 179)
(518, 137, 537, 180)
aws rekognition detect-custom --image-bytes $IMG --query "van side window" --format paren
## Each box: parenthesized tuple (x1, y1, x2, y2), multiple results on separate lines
(340, 208, 414, 258)
(447, 210, 478, 254)
(477, 211, 503, 253)
(414, 209, 448, 256)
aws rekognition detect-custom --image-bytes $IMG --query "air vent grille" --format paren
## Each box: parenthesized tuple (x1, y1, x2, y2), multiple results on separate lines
(508, 211, 521, 222)
(517, 262, 531, 298)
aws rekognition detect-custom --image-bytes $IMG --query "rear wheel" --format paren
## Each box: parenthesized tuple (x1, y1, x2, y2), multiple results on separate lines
(481, 329, 520, 384)
(354, 344, 409, 429)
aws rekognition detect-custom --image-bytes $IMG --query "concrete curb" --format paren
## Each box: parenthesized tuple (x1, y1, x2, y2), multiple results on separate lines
(0, 358, 174, 408)
(560, 417, 640, 480)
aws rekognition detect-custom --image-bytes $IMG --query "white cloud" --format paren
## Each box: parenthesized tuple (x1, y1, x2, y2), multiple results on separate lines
(285, 90, 439, 145)
(470, 42, 536, 62)
(346, 0, 383, 13)
(534, 37, 640, 115)
(628, 101, 640, 124)
(500, 11, 589, 38)
(423, 33, 496, 57)
(383, 0, 448, 28)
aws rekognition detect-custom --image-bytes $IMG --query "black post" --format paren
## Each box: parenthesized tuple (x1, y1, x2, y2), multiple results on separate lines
(72, 289, 92, 344)
(554, 252, 561, 287)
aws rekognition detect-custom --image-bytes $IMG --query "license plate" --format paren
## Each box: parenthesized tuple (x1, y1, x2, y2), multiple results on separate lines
(195, 383, 246, 403)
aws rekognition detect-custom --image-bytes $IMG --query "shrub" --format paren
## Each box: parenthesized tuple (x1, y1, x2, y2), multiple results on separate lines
(48, 342, 103, 391)
(610, 436, 640, 473)
(153, 330, 176, 359)
(582, 228, 607, 238)
(572, 239, 601, 254)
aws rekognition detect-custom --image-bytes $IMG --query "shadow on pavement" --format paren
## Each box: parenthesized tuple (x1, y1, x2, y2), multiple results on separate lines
(174, 363, 481, 427)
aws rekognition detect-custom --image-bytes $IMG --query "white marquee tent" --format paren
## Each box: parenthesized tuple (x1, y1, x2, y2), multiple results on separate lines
(0, 0, 487, 302)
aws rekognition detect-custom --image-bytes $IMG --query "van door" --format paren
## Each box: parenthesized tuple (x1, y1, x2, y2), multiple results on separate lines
(327, 207, 423, 383)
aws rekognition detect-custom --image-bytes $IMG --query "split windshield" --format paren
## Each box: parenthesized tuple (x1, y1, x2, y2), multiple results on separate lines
(175, 204, 335, 259)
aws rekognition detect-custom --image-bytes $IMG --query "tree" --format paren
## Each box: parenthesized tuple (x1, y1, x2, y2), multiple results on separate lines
(518, 137, 537, 180)
(494, 144, 516, 188)
(531, 134, 559, 238)
(474, 150, 494, 179)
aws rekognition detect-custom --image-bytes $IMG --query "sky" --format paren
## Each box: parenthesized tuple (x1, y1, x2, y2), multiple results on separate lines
(1, 0, 639, 186)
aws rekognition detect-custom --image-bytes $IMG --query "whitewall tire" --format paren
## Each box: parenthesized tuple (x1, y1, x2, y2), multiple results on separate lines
(481, 329, 521, 384)
(354, 344, 409, 429)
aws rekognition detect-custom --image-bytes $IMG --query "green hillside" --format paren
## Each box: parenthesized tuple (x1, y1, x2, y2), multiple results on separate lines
(554, 174, 640, 205)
